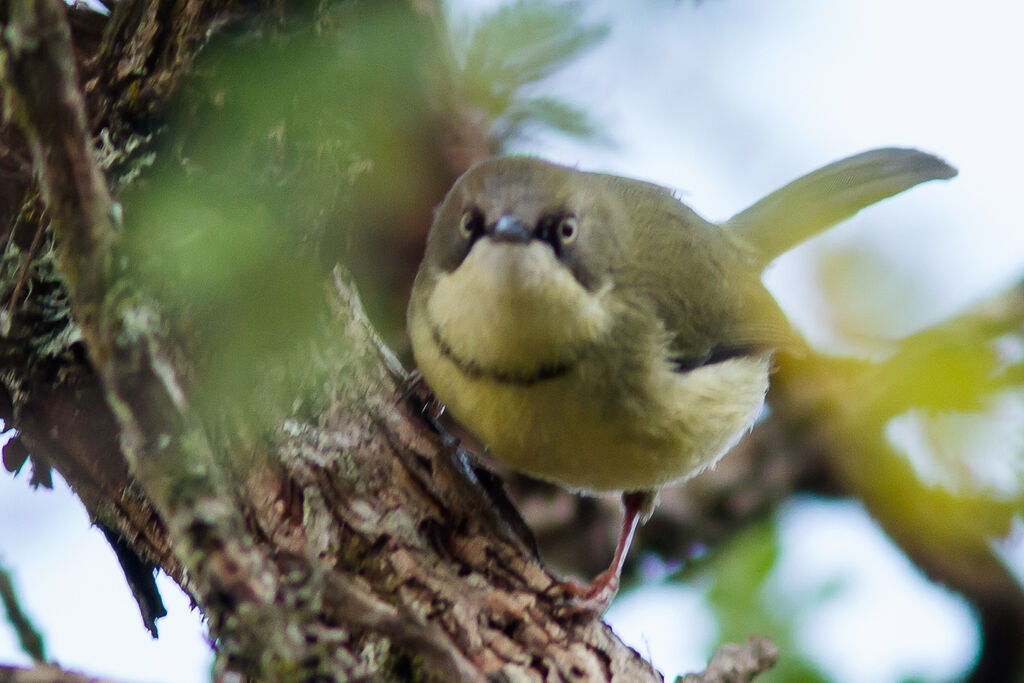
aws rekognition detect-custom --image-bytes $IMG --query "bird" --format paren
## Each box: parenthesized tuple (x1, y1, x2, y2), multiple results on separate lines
(406, 148, 957, 615)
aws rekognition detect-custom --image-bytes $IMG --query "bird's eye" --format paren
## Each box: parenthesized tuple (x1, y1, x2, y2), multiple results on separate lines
(459, 210, 484, 240)
(557, 215, 579, 244)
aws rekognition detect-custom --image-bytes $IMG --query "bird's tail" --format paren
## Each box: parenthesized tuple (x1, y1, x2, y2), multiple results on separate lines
(724, 148, 957, 268)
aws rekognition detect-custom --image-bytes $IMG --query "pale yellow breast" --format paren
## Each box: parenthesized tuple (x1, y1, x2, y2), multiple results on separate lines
(410, 291, 770, 491)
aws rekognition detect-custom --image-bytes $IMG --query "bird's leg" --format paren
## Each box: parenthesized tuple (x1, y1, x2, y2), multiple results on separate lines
(562, 489, 657, 616)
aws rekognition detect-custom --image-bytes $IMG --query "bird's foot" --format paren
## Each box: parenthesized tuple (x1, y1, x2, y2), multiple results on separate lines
(551, 569, 620, 619)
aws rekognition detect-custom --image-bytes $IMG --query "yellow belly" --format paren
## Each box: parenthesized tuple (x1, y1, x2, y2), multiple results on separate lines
(410, 305, 769, 492)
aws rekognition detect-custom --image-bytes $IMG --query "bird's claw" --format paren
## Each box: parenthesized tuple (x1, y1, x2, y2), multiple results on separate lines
(549, 570, 619, 619)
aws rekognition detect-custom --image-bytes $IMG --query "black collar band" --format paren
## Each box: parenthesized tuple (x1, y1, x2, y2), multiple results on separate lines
(429, 323, 576, 386)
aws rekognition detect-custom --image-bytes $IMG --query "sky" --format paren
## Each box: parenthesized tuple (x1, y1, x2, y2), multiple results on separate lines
(0, 454, 214, 682)
(3, 1, 1024, 681)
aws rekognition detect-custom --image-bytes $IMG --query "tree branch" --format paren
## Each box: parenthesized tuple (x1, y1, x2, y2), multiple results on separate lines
(0, 566, 46, 665)
(679, 638, 778, 683)
(0, 0, 115, 355)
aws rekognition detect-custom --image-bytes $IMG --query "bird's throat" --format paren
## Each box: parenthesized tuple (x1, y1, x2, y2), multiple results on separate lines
(423, 242, 611, 385)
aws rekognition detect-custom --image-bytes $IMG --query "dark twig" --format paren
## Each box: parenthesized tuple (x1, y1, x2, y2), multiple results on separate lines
(6, 218, 46, 315)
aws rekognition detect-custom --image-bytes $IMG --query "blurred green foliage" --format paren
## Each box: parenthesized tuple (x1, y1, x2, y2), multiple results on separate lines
(757, 273, 1022, 680)
(666, 265, 1023, 680)
(448, 0, 608, 143)
(115, 0, 608, 427)
(116, 3, 433, 424)
(700, 520, 830, 683)
(800, 281, 1024, 587)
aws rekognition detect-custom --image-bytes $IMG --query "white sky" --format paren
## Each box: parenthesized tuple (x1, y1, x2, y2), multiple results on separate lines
(3, 1, 1023, 681)
(0, 461, 213, 682)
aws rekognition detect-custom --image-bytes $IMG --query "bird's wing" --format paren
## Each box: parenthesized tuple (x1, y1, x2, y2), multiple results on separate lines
(601, 175, 801, 365)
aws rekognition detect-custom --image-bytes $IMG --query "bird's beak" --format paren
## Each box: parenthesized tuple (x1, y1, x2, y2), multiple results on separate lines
(489, 214, 532, 244)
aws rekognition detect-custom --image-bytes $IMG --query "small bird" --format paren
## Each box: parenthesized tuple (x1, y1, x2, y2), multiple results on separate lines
(407, 148, 956, 614)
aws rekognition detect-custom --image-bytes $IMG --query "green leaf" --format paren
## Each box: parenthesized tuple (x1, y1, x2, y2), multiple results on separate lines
(463, 1, 606, 93)
(454, 0, 608, 143)
(496, 96, 600, 141)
